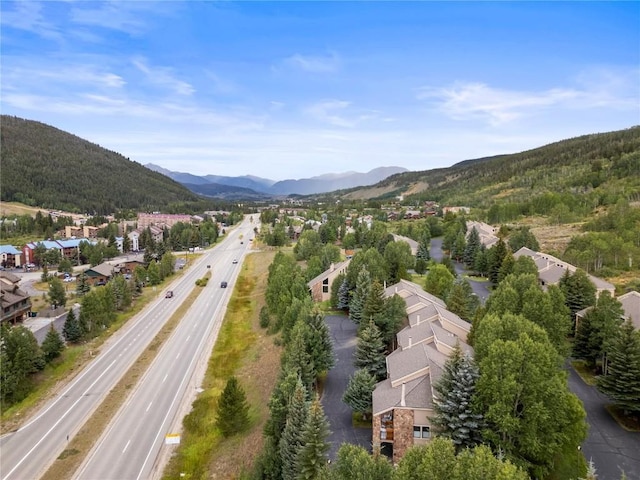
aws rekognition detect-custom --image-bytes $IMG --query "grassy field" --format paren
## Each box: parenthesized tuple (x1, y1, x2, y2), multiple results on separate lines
(162, 249, 280, 480)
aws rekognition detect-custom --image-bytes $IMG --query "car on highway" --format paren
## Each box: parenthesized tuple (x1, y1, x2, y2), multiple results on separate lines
(165, 290, 174, 298)
(220, 281, 228, 288)
(232, 259, 238, 264)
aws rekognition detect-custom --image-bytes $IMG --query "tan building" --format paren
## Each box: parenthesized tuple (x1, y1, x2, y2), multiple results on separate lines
(514, 247, 615, 297)
(137, 212, 193, 229)
(372, 280, 472, 463)
(307, 259, 351, 303)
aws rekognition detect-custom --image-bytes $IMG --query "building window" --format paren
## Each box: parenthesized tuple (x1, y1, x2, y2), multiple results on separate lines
(322, 278, 329, 293)
(413, 425, 430, 439)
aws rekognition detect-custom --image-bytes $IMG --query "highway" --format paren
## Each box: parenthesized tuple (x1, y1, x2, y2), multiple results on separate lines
(0, 217, 257, 480)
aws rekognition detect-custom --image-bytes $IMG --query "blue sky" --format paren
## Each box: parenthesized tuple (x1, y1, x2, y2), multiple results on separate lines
(1, 1, 639, 180)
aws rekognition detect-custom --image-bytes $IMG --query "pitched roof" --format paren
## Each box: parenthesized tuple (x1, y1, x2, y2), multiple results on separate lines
(307, 259, 351, 288)
(618, 291, 640, 330)
(514, 247, 614, 293)
(0, 245, 21, 255)
(85, 262, 117, 277)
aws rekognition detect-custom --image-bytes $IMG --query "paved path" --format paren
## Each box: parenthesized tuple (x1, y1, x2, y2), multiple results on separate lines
(568, 366, 640, 480)
(322, 315, 371, 460)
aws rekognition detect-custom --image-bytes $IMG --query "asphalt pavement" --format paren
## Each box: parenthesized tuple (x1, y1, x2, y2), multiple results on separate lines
(322, 314, 371, 460)
(567, 366, 640, 480)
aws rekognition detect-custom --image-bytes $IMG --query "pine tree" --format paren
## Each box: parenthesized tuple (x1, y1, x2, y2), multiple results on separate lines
(463, 227, 481, 268)
(336, 278, 351, 311)
(446, 279, 478, 322)
(75, 273, 90, 296)
(488, 239, 508, 284)
(216, 376, 250, 437)
(432, 344, 484, 450)
(296, 395, 330, 480)
(597, 320, 640, 415)
(417, 241, 431, 262)
(305, 313, 335, 375)
(361, 279, 385, 325)
(282, 322, 316, 392)
(342, 369, 377, 420)
(559, 269, 597, 317)
(62, 308, 82, 343)
(280, 379, 309, 480)
(42, 325, 65, 362)
(349, 267, 371, 324)
(354, 319, 387, 380)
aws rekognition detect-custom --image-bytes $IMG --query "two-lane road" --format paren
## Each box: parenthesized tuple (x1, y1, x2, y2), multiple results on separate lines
(0, 217, 256, 480)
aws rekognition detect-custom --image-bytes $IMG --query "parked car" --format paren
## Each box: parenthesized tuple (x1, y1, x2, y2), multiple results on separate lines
(220, 281, 228, 288)
(165, 290, 174, 298)
(207, 265, 211, 268)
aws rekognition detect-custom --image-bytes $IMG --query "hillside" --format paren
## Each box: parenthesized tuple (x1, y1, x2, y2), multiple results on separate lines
(335, 127, 640, 210)
(0, 115, 203, 214)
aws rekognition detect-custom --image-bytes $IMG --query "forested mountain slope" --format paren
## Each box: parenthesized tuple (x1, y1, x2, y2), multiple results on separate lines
(339, 127, 640, 212)
(1, 115, 202, 214)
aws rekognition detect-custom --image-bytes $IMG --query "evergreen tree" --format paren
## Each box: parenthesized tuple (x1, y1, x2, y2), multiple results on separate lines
(330, 273, 346, 310)
(497, 250, 515, 283)
(296, 395, 330, 480)
(414, 258, 427, 275)
(445, 278, 478, 322)
(509, 226, 540, 252)
(280, 379, 309, 480)
(451, 230, 467, 263)
(62, 308, 82, 343)
(75, 272, 90, 296)
(559, 269, 597, 318)
(361, 279, 385, 325)
(487, 239, 508, 284)
(42, 325, 65, 362)
(417, 241, 431, 263)
(354, 319, 387, 380)
(573, 291, 624, 368)
(597, 320, 640, 415)
(336, 277, 351, 311)
(473, 245, 488, 277)
(342, 368, 377, 420)
(377, 294, 407, 347)
(305, 313, 335, 375)
(463, 227, 481, 268)
(349, 267, 371, 325)
(432, 344, 484, 450)
(216, 376, 250, 437)
(282, 322, 316, 392)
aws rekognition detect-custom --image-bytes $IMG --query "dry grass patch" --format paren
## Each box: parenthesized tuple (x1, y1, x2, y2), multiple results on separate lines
(162, 250, 281, 480)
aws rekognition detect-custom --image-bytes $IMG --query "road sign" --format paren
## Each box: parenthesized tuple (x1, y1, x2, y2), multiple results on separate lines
(165, 433, 181, 445)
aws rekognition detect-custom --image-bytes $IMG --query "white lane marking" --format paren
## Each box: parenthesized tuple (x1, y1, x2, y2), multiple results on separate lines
(186, 335, 191, 342)
(123, 439, 131, 454)
(4, 358, 119, 480)
(176, 352, 181, 359)
(146, 402, 153, 413)
(162, 374, 168, 384)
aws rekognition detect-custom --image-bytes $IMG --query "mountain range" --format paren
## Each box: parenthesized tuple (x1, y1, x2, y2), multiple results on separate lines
(144, 163, 408, 197)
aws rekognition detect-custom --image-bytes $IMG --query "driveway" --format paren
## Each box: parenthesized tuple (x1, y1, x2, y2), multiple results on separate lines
(568, 366, 640, 480)
(322, 315, 371, 460)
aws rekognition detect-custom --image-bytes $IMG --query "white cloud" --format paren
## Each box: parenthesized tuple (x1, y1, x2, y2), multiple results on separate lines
(282, 51, 341, 73)
(68, 1, 171, 34)
(306, 100, 354, 127)
(131, 57, 195, 96)
(305, 100, 381, 128)
(418, 68, 640, 126)
(0, 1, 62, 40)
